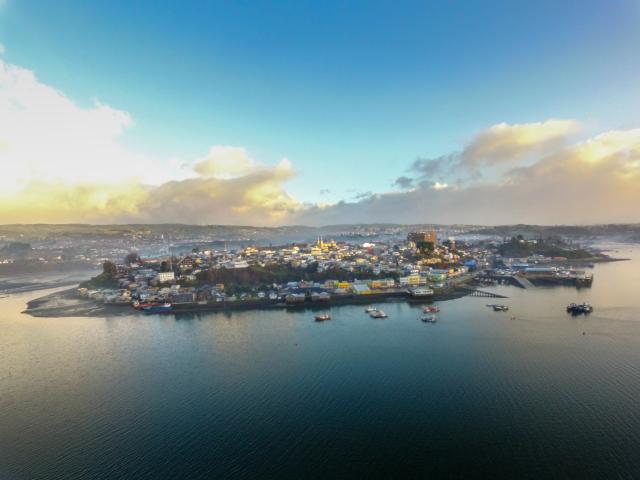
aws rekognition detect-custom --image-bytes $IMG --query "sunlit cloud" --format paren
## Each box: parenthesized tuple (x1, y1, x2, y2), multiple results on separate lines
(0, 58, 300, 225)
(295, 124, 640, 225)
(1, 54, 639, 226)
(462, 119, 578, 166)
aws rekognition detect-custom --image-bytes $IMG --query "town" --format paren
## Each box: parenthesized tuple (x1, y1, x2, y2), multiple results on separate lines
(76, 231, 600, 314)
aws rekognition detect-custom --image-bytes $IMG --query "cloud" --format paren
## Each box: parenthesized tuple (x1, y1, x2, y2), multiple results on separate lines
(462, 119, 577, 166)
(1, 53, 639, 226)
(0, 156, 300, 225)
(193, 146, 258, 179)
(0, 58, 171, 191)
(0, 58, 300, 225)
(393, 176, 414, 189)
(294, 125, 640, 225)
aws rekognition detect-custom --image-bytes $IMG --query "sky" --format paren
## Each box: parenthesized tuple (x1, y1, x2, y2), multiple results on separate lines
(0, 0, 639, 225)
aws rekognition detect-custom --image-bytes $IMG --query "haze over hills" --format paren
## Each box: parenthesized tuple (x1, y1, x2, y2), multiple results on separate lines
(2, 223, 640, 244)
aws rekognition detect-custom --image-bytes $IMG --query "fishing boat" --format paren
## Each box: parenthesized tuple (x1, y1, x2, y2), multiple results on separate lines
(141, 302, 172, 314)
(314, 313, 331, 322)
(422, 305, 440, 313)
(370, 310, 388, 319)
(421, 315, 438, 323)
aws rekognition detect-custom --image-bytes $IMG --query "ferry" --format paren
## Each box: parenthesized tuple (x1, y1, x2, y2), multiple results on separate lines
(422, 305, 440, 313)
(141, 303, 172, 314)
(566, 303, 593, 315)
(314, 313, 332, 322)
(421, 315, 438, 323)
(370, 310, 388, 319)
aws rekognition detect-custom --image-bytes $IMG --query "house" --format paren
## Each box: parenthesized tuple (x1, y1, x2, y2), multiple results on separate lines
(157, 271, 175, 283)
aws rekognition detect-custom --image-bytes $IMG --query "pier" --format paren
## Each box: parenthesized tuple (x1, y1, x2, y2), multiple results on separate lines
(461, 287, 509, 298)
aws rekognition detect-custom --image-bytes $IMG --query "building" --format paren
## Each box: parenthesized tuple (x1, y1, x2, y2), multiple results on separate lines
(408, 231, 438, 246)
(157, 271, 175, 283)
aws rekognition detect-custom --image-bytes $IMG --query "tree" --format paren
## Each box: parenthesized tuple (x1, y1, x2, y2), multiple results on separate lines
(124, 252, 141, 265)
(160, 260, 170, 272)
(102, 261, 118, 279)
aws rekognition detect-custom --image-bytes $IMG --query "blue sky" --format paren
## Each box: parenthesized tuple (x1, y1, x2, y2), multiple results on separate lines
(1, 1, 640, 224)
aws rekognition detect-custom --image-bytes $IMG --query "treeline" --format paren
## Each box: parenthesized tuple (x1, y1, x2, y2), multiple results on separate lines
(497, 237, 599, 259)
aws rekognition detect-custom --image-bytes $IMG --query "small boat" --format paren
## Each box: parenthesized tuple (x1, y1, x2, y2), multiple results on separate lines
(493, 305, 509, 312)
(142, 302, 172, 314)
(315, 313, 331, 322)
(370, 310, 388, 319)
(132, 301, 153, 310)
(566, 303, 593, 315)
(421, 315, 438, 323)
(364, 306, 377, 313)
(422, 305, 440, 313)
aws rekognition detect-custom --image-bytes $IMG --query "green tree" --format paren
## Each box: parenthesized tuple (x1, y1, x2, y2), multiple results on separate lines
(102, 261, 117, 279)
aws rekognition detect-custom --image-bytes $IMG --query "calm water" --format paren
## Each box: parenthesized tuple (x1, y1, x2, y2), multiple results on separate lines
(2, 246, 640, 479)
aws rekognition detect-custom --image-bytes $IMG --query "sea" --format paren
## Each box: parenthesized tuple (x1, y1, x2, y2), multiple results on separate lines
(1, 245, 640, 479)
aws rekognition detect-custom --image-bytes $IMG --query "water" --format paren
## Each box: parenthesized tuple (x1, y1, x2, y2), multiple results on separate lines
(2, 246, 640, 479)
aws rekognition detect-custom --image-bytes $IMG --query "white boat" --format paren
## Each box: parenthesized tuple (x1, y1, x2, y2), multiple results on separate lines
(421, 315, 437, 323)
(364, 306, 377, 313)
(370, 310, 388, 319)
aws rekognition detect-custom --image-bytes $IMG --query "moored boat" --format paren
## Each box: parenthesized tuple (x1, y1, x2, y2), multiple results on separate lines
(566, 302, 593, 315)
(364, 306, 377, 313)
(422, 305, 440, 313)
(421, 315, 438, 323)
(315, 313, 331, 322)
(370, 310, 388, 319)
(493, 305, 509, 312)
(142, 302, 172, 314)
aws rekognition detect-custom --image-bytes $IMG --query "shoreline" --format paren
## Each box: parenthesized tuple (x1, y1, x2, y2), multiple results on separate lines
(23, 286, 474, 318)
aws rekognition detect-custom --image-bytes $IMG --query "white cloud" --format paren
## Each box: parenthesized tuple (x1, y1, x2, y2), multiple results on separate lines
(463, 119, 578, 166)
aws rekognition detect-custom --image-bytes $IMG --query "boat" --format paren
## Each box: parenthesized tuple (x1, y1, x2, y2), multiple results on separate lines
(370, 310, 388, 319)
(314, 313, 331, 322)
(364, 306, 377, 313)
(566, 303, 593, 315)
(421, 315, 438, 323)
(493, 304, 509, 312)
(422, 305, 440, 313)
(132, 301, 153, 310)
(409, 287, 434, 298)
(141, 302, 172, 314)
